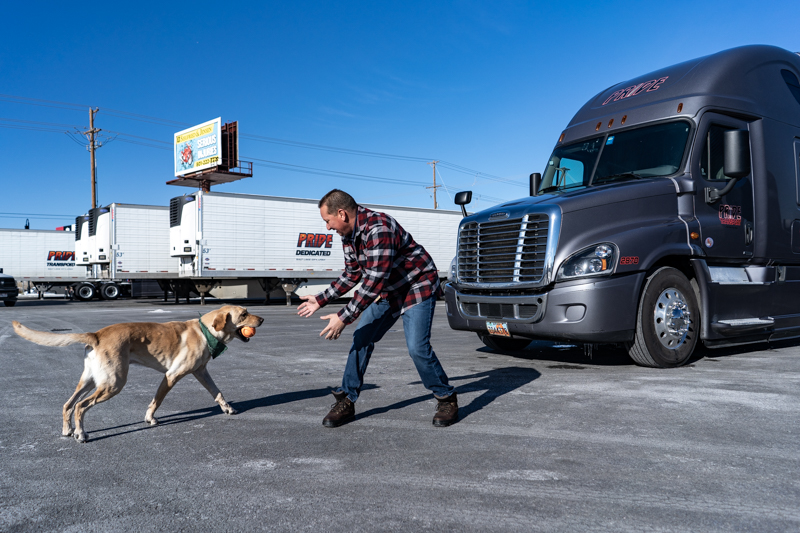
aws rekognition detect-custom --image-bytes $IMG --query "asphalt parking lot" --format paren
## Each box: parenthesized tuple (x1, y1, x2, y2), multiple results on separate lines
(1, 297, 799, 532)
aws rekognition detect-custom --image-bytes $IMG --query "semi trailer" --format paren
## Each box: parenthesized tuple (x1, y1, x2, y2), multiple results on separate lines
(448, 44, 800, 368)
(169, 191, 462, 304)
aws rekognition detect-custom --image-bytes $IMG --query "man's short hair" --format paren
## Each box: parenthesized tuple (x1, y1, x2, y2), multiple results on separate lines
(319, 189, 358, 213)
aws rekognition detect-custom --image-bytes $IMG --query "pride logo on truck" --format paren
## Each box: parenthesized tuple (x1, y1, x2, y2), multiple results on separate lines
(296, 233, 333, 256)
(46, 251, 76, 267)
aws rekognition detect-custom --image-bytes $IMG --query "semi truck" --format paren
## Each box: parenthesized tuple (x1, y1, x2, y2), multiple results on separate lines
(169, 191, 462, 304)
(447, 44, 800, 368)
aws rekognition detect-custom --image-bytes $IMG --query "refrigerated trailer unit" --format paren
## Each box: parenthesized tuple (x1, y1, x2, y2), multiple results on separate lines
(448, 44, 800, 368)
(169, 191, 461, 303)
(73, 203, 178, 300)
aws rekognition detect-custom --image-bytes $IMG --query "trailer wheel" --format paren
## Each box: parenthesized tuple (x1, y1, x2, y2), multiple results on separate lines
(75, 283, 96, 301)
(478, 333, 531, 352)
(626, 267, 699, 368)
(4, 300, 16, 307)
(100, 283, 120, 300)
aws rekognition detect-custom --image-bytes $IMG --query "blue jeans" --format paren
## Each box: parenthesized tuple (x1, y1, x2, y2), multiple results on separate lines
(337, 297, 454, 403)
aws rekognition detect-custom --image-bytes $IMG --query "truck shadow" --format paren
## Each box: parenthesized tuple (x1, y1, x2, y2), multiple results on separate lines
(482, 341, 633, 366)
(357, 366, 541, 424)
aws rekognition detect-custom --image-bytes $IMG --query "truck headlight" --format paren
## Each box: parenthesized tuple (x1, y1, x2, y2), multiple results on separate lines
(557, 243, 617, 280)
(449, 256, 457, 282)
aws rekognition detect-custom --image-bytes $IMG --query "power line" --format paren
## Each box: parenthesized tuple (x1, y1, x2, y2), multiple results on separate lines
(0, 92, 526, 188)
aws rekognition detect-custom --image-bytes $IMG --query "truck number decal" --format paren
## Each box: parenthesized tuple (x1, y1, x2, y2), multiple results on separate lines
(620, 256, 639, 265)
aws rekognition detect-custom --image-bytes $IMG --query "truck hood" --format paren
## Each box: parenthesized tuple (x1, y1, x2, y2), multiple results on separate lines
(463, 178, 677, 222)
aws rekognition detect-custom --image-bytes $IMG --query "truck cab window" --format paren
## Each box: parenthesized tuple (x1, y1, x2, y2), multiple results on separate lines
(593, 121, 690, 184)
(700, 124, 734, 181)
(541, 137, 603, 192)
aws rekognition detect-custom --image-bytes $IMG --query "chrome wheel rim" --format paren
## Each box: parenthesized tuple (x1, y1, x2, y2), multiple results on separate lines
(653, 287, 692, 349)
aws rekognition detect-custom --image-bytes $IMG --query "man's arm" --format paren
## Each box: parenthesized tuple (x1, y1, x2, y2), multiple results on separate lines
(315, 243, 362, 308)
(336, 223, 395, 325)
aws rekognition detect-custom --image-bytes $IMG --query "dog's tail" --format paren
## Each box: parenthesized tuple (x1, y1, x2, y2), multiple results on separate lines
(12, 321, 99, 348)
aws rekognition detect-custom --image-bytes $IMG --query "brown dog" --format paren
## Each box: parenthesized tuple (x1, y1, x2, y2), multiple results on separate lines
(12, 305, 263, 443)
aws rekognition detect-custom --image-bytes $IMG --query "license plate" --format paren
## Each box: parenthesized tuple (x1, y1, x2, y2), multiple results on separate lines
(0, 293, 7, 298)
(486, 321, 510, 337)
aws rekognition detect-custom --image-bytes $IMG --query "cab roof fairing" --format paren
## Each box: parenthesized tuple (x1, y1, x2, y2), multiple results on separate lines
(557, 45, 800, 146)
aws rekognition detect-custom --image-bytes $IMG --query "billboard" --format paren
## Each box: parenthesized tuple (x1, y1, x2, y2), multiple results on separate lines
(174, 118, 222, 177)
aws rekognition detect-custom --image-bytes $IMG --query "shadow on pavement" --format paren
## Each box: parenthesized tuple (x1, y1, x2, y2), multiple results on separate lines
(359, 366, 541, 424)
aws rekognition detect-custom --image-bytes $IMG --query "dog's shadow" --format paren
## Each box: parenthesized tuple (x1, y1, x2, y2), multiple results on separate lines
(88, 386, 354, 442)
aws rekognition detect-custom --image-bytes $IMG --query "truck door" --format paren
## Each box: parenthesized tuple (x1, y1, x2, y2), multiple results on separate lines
(692, 113, 754, 260)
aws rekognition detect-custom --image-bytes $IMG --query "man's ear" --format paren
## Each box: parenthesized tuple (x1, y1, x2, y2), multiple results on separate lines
(212, 311, 228, 332)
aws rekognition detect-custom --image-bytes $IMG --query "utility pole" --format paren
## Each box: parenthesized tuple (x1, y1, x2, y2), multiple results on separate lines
(84, 108, 100, 209)
(426, 160, 441, 209)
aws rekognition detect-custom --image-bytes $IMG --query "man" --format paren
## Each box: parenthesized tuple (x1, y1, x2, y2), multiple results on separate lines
(297, 189, 458, 428)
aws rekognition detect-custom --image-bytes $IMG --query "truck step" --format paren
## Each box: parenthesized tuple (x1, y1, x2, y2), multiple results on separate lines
(711, 317, 774, 336)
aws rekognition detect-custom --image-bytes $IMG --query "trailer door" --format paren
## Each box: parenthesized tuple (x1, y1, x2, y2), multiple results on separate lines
(692, 113, 754, 260)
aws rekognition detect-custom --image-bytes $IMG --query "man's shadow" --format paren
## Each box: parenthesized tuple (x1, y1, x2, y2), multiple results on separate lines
(355, 366, 541, 423)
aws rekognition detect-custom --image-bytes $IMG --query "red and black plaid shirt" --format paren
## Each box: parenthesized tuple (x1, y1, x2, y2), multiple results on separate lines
(315, 206, 442, 325)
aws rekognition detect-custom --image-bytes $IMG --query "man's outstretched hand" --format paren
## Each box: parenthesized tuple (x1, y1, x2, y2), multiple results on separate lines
(320, 313, 346, 340)
(297, 294, 321, 317)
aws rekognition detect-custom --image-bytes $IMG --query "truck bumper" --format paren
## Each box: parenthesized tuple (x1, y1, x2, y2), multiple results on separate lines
(444, 273, 645, 343)
(0, 288, 19, 302)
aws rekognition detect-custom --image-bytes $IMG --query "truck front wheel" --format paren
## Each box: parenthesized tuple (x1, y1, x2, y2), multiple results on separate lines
(626, 267, 699, 368)
(478, 333, 531, 352)
(4, 300, 16, 307)
(75, 283, 96, 301)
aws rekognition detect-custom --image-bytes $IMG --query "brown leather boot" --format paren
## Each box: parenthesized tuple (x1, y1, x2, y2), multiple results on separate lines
(432, 392, 458, 427)
(323, 391, 355, 428)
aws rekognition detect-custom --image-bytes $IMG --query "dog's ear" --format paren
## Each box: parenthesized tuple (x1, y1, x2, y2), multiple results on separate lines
(211, 310, 229, 332)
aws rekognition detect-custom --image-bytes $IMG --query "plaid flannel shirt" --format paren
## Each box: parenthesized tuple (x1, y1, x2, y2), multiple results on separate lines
(315, 206, 442, 325)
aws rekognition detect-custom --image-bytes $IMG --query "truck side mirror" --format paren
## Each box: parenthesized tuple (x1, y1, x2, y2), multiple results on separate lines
(705, 129, 750, 203)
(454, 191, 472, 217)
(530, 172, 541, 196)
(723, 129, 751, 180)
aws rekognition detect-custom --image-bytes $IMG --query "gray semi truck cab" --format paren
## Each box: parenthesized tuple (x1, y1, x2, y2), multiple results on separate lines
(447, 44, 800, 368)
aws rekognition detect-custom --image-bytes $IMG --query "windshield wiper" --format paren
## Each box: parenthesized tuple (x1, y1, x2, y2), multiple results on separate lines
(593, 172, 645, 184)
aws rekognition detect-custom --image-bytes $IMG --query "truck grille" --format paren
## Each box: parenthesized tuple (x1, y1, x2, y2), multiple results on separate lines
(458, 213, 549, 284)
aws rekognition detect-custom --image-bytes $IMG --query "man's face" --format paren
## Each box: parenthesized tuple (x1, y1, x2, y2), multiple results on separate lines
(320, 205, 352, 236)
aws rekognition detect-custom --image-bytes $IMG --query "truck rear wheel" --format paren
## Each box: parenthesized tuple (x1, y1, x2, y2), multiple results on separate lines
(75, 283, 96, 302)
(100, 283, 120, 300)
(478, 333, 531, 352)
(626, 267, 699, 368)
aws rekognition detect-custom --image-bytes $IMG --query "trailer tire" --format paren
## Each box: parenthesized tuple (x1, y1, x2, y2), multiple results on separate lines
(626, 267, 698, 368)
(75, 283, 96, 302)
(100, 283, 120, 300)
(478, 333, 531, 352)
(4, 300, 16, 307)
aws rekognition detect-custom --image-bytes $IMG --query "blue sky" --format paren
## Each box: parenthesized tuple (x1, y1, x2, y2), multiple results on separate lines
(1, 1, 797, 229)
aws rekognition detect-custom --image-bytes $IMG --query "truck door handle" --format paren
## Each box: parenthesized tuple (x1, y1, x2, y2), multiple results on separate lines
(745, 222, 753, 245)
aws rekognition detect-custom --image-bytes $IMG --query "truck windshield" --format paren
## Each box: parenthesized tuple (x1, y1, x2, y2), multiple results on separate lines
(540, 120, 691, 192)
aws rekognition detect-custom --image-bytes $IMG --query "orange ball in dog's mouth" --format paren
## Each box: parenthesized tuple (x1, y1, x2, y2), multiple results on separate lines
(240, 327, 256, 338)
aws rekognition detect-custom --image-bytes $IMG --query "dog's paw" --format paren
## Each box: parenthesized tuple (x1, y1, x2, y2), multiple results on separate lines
(223, 406, 238, 415)
(74, 431, 87, 443)
(145, 416, 159, 426)
(61, 428, 74, 437)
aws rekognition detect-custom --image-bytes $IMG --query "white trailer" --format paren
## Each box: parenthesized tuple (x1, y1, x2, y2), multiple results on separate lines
(0, 229, 86, 295)
(169, 191, 461, 304)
